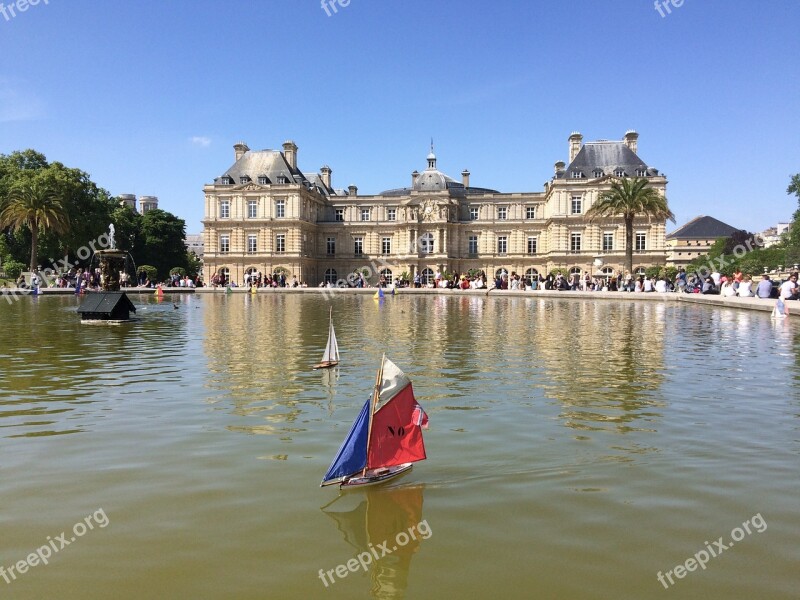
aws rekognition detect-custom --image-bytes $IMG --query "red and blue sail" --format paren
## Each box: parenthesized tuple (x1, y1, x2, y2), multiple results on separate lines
(321, 358, 428, 486)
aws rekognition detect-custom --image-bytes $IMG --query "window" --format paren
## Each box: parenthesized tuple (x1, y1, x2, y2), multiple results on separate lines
(593, 170, 604, 178)
(571, 196, 582, 214)
(258, 176, 268, 185)
(636, 233, 646, 251)
(497, 206, 507, 220)
(614, 169, 625, 177)
(497, 236, 507, 255)
(247, 234, 257, 254)
(525, 268, 539, 280)
(636, 169, 647, 177)
(527, 237, 537, 255)
(380, 268, 392, 283)
(469, 207, 478, 221)
(324, 268, 337, 284)
(219, 200, 230, 219)
(421, 268, 434, 286)
(326, 237, 335, 256)
(387, 208, 396, 221)
(571, 171, 583, 179)
(275, 199, 285, 218)
(334, 208, 344, 222)
(468, 235, 478, 255)
(603, 232, 614, 252)
(276, 234, 285, 253)
(354, 237, 363, 256)
(219, 234, 230, 254)
(247, 200, 257, 219)
(221, 176, 232, 185)
(361, 208, 370, 221)
(570, 233, 581, 253)
(526, 206, 537, 219)
(419, 232, 434, 254)
(382, 237, 391, 255)
(240, 176, 249, 185)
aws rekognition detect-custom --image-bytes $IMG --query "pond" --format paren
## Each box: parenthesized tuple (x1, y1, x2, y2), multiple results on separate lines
(0, 293, 797, 599)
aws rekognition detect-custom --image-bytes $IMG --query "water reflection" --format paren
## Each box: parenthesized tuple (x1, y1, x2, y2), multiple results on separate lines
(322, 484, 426, 599)
(531, 300, 667, 436)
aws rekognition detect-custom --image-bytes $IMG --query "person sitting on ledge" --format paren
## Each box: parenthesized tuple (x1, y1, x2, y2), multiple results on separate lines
(756, 274, 773, 299)
(702, 277, 717, 294)
(779, 273, 799, 300)
(738, 275, 754, 297)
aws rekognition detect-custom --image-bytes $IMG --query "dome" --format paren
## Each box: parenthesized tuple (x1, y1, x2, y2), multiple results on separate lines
(414, 169, 457, 192)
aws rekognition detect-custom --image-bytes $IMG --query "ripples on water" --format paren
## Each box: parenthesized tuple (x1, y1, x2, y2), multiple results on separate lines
(0, 293, 798, 599)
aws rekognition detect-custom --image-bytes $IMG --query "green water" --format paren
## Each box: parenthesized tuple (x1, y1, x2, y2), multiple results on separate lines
(0, 293, 798, 599)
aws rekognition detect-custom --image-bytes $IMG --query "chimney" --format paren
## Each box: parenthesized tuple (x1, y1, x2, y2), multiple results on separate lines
(568, 132, 583, 163)
(348, 184, 358, 197)
(234, 142, 250, 162)
(282, 140, 298, 170)
(554, 161, 565, 175)
(624, 130, 639, 154)
(461, 169, 470, 188)
(320, 165, 332, 189)
(411, 170, 419, 188)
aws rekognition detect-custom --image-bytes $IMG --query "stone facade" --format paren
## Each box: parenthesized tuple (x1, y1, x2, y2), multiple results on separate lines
(202, 133, 669, 286)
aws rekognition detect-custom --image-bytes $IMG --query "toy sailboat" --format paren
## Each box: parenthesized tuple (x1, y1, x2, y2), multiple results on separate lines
(313, 308, 340, 369)
(321, 355, 428, 489)
(772, 298, 788, 319)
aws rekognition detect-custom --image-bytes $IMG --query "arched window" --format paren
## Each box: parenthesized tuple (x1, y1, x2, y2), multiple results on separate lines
(218, 267, 230, 285)
(421, 268, 434, 285)
(379, 268, 392, 284)
(525, 268, 539, 279)
(324, 268, 337, 284)
(634, 267, 646, 276)
(419, 232, 434, 254)
(244, 267, 260, 286)
(495, 268, 508, 279)
(569, 267, 582, 276)
(600, 267, 614, 280)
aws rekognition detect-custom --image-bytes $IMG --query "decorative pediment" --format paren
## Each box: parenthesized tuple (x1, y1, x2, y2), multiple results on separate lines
(237, 183, 262, 191)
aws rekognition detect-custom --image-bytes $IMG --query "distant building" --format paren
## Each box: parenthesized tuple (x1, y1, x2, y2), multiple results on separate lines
(666, 215, 741, 267)
(116, 194, 159, 214)
(757, 222, 790, 248)
(202, 132, 670, 286)
(185, 234, 204, 259)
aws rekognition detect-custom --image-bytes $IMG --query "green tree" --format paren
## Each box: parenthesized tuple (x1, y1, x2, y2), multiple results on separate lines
(0, 175, 70, 271)
(585, 177, 675, 275)
(137, 209, 187, 282)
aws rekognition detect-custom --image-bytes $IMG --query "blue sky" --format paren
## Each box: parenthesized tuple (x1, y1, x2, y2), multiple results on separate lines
(1, 0, 798, 234)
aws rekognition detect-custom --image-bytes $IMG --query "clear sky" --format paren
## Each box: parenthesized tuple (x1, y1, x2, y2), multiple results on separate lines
(1, 0, 798, 234)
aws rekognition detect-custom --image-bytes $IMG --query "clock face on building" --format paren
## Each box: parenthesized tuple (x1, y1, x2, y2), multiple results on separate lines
(425, 205, 433, 214)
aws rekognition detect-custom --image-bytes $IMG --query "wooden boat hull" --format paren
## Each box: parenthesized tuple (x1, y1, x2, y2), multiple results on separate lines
(313, 360, 339, 370)
(340, 463, 413, 489)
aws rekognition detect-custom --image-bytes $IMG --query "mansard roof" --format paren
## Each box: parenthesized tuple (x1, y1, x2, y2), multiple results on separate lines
(559, 141, 659, 179)
(667, 216, 741, 240)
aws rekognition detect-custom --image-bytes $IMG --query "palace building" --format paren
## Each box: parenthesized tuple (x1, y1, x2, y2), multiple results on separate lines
(202, 132, 669, 286)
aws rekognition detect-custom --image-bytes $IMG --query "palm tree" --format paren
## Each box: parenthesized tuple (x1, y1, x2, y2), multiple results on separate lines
(586, 177, 675, 275)
(0, 178, 70, 272)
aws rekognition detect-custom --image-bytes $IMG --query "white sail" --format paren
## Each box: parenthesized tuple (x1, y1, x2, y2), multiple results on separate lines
(321, 311, 340, 363)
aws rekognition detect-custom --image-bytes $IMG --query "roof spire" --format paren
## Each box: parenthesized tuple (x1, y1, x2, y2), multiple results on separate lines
(427, 138, 436, 170)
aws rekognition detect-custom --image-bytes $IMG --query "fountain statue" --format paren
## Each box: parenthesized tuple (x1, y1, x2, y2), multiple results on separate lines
(77, 224, 136, 321)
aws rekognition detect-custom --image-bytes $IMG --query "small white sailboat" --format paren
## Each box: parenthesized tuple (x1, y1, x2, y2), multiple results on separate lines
(313, 307, 340, 369)
(771, 298, 788, 319)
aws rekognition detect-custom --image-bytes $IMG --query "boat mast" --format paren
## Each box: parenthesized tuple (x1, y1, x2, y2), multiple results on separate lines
(362, 353, 385, 477)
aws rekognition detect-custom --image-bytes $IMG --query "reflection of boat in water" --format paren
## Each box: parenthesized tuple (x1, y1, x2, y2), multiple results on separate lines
(314, 307, 340, 369)
(322, 484, 427, 598)
(321, 356, 429, 489)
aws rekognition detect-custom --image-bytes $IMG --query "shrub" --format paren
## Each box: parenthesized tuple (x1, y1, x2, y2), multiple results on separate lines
(137, 264, 158, 282)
